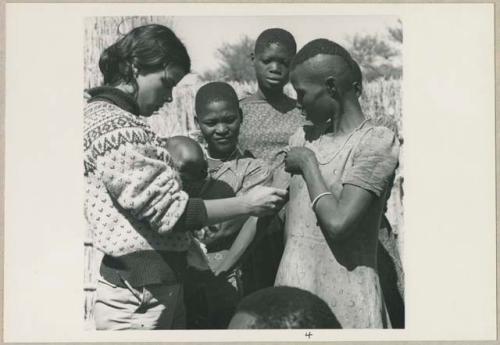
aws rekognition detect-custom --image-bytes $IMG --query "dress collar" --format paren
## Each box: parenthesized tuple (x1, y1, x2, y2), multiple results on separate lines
(86, 86, 140, 116)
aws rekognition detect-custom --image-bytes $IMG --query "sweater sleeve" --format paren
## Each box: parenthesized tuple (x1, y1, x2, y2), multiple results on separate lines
(91, 126, 195, 234)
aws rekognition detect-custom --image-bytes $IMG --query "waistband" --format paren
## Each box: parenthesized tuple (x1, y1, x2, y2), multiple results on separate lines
(100, 250, 187, 288)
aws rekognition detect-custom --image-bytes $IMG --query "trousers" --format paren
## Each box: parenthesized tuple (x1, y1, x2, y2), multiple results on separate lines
(94, 277, 186, 330)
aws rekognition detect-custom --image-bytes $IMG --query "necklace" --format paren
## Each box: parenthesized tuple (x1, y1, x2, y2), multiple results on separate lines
(310, 119, 370, 165)
(206, 148, 239, 175)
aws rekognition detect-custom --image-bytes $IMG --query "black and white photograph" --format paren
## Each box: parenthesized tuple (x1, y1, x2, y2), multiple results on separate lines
(4, 2, 496, 342)
(83, 15, 404, 330)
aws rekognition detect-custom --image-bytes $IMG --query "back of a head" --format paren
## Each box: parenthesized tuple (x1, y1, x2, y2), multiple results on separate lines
(290, 38, 360, 91)
(195, 82, 239, 116)
(255, 28, 297, 55)
(230, 286, 341, 329)
(99, 24, 191, 86)
(165, 136, 207, 179)
(291, 38, 353, 71)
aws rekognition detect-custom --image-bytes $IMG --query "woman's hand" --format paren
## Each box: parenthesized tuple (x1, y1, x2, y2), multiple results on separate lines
(284, 147, 318, 175)
(241, 186, 288, 217)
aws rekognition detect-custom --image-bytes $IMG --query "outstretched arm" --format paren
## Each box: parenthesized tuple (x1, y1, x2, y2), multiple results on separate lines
(204, 186, 286, 225)
(213, 216, 258, 276)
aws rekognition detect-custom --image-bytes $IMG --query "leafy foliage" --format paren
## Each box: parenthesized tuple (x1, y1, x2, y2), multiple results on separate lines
(346, 21, 403, 81)
(200, 36, 256, 82)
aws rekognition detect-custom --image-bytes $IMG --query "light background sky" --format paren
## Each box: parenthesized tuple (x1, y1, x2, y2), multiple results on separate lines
(170, 16, 400, 76)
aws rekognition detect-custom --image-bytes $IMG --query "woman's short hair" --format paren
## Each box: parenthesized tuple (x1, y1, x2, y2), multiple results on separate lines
(195, 81, 239, 116)
(290, 38, 353, 72)
(99, 24, 191, 86)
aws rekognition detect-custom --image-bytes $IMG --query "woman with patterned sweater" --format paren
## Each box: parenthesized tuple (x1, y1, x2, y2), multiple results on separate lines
(84, 24, 287, 330)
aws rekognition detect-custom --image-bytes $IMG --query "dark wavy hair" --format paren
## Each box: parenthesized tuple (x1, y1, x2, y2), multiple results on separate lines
(98, 24, 191, 87)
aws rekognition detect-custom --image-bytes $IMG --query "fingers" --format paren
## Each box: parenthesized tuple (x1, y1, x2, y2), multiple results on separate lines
(269, 187, 288, 198)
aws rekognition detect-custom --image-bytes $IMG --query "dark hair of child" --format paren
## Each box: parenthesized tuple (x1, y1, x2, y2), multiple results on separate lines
(195, 82, 240, 116)
(254, 28, 297, 55)
(234, 286, 341, 329)
(99, 24, 191, 87)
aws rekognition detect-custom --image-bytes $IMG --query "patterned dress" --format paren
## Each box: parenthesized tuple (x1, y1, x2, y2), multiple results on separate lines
(237, 96, 304, 293)
(239, 97, 304, 172)
(275, 120, 400, 328)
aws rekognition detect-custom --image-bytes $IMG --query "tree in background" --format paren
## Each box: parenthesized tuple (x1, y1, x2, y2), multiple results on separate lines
(346, 20, 403, 82)
(200, 36, 256, 82)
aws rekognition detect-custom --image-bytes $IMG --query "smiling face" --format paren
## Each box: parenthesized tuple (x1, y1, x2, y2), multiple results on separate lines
(196, 100, 242, 159)
(135, 64, 186, 116)
(253, 43, 294, 92)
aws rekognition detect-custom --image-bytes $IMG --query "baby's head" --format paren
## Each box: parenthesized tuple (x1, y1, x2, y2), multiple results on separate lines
(165, 135, 208, 196)
(195, 82, 242, 159)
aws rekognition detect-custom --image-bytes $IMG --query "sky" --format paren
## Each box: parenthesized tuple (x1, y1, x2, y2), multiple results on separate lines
(170, 15, 400, 76)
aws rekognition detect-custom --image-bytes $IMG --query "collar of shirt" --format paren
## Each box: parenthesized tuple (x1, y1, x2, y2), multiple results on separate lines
(203, 146, 247, 179)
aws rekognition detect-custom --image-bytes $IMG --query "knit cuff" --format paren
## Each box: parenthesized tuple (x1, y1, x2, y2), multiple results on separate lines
(177, 198, 208, 231)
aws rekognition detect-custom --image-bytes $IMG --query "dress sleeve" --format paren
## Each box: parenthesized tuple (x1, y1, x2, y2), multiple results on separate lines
(342, 126, 400, 197)
(239, 159, 273, 195)
(91, 127, 192, 234)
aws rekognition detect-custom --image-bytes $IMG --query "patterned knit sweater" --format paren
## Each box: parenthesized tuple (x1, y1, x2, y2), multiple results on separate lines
(84, 96, 198, 257)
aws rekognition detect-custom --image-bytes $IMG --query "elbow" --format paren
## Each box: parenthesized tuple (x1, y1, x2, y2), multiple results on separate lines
(322, 218, 350, 241)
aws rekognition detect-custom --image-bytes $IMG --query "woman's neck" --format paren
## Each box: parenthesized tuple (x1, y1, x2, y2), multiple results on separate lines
(256, 86, 287, 104)
(253, 86, 296, 113)
(207, 147, 238, 161)
(334, 97, 366, 134)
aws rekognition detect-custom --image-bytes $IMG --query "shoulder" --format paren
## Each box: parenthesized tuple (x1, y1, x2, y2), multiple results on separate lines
(246, 157, 271, 172)
(236, 157, 272, 187)
(233, 152, 271, 178)
(354, 123, 400, 161)
(360, 123, 399, 147)
(239, 92, 261, 104)
(84, 101, 147, 130)
(239, 96, 269, 111)
(84, 101, 156, 152)
(237, 152, 270, 172)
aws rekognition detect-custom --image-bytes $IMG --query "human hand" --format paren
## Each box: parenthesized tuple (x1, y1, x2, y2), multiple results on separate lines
(284, 147, 318, 174)
(242, 185, 288, 217)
